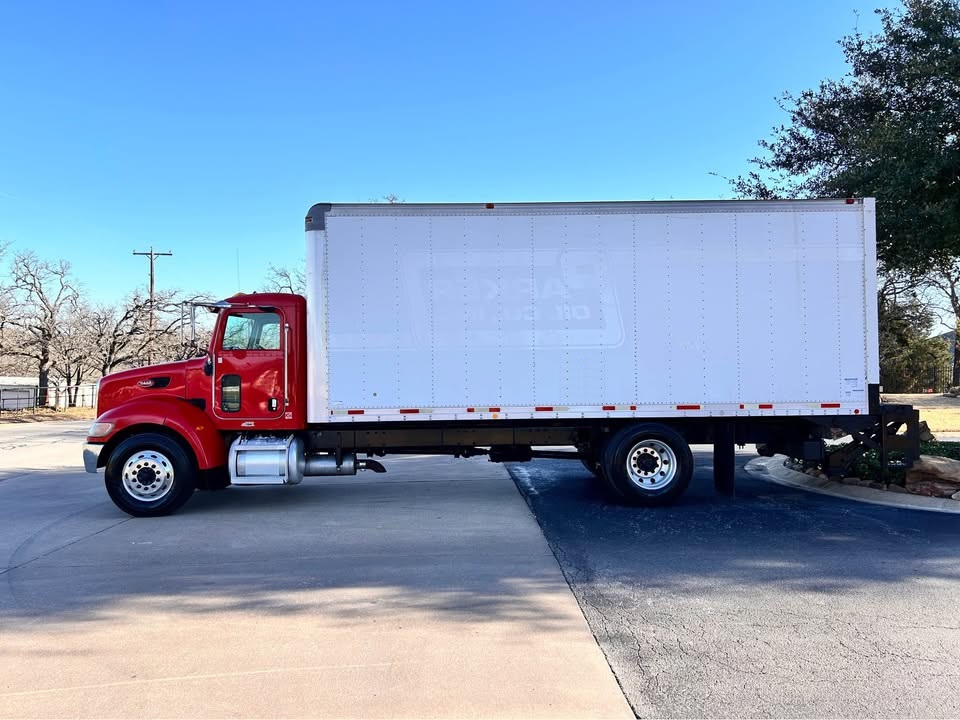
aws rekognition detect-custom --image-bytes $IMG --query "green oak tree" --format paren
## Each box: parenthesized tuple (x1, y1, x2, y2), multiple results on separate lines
(734, 0, 959, 275)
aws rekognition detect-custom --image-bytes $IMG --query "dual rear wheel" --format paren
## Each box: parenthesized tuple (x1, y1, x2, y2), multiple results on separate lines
(579, 423, 693, 506)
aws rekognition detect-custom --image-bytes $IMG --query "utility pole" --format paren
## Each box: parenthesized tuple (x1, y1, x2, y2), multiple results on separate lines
(133, 247, 173, 364)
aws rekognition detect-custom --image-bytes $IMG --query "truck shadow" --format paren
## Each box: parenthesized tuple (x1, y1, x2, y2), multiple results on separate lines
(2, 452, 958, 631)
(0, 463, 579, 631)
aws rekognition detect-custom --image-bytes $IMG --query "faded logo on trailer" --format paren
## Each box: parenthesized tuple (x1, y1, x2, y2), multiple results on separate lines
(404, 250, 623, 348)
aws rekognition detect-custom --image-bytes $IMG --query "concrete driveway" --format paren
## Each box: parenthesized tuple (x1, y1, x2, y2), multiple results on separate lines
(508, 450, 960, 718)
(0, 422, 630, 719)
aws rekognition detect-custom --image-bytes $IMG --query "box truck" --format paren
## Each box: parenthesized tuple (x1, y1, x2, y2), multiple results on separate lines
(83, 198, 918, 516)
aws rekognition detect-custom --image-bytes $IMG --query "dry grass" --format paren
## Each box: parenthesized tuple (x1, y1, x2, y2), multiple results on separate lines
(0, 406, 97, 425)
(913, 407, 960, 433)
(882, 393, 960, 433)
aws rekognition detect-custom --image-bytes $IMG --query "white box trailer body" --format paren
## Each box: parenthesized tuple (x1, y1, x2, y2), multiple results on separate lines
(305, 199, 879, 423)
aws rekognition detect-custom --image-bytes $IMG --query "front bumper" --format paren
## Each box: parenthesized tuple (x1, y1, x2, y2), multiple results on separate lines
(83, 444, 104, 473)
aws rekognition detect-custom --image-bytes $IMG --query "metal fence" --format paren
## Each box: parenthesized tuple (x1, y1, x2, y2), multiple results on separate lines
(881, 360, 956, 394)
(0, 384, 98, 413)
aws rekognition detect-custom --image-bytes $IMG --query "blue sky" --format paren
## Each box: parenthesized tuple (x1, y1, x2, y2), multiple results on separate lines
(0, 0, 897, 304)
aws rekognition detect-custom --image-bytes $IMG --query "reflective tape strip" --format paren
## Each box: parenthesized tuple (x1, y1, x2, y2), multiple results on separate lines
(331, 403, 858, 418)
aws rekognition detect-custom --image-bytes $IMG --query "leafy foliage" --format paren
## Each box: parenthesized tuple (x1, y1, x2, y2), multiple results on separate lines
(842, 440, 960, 483)
(735, 0, 960, 275)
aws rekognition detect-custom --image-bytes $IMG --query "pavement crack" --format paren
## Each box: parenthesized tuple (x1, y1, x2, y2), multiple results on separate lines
(1, 516, 131, 577)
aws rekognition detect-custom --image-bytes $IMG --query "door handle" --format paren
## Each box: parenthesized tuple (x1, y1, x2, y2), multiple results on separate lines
(268, 398, 278, 412)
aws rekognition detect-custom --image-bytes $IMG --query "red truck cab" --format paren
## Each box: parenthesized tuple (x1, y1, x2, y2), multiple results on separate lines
(84, 293, 307, 515)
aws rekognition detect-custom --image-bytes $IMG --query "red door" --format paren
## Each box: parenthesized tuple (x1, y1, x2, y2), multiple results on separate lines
(213, 310, 286, 425)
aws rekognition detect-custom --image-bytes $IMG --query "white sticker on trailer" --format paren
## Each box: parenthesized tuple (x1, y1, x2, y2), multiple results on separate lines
(842, 376, 865, 400)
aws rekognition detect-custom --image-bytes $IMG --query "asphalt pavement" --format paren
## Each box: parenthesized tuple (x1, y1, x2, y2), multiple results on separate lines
(0, 422, 630, 719)
(507, 449, 960, 719)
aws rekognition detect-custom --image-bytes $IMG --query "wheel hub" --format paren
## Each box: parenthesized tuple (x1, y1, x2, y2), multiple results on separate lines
(635, 449, 660, 474)
(626, 439, 677, 490)
(121, 450, 175, 501)
(136, 466, 158, 485)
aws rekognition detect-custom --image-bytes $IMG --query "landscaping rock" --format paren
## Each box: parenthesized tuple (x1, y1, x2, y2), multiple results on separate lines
(907, 480, 960, 498)
(905, 455, 960, 498)
(887, 484, 909, 493)
(840, 477, 862, 485)
(868, 481, 885, 490)
(918, 420, 936, 442)
(953, 491, 960, 501)
(806, 468, 825, 479)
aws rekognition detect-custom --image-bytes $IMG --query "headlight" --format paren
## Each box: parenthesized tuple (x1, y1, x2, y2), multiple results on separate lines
(88, 422, 115, 438)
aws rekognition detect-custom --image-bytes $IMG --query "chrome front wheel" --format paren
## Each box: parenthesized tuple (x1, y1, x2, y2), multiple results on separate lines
(120, 449, 175, 501)
(105, 433, 197, 517)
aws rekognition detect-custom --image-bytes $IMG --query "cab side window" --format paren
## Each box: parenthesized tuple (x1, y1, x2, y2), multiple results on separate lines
(221, 313, 281, 351)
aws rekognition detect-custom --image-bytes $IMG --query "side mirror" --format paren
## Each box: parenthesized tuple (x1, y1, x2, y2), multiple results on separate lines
(203, 355, 213, 376)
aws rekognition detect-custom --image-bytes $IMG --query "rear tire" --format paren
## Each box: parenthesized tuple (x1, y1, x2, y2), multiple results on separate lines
(105, 433, 197, 517)
(601, 423, 692, 506)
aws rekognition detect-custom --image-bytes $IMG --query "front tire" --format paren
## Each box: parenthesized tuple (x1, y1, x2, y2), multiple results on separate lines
(601, 423, 693, 505)
(105, 433, 196, 517)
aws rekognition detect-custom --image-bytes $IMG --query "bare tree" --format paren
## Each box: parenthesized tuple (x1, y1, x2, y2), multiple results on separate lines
(88, 289, 213, 375)
(262, 263, 306, 295)
(89, 292, 154, 375)
(54, 302, 98, 406)
(150, 293, 212, 362)
(0, 252, 79, 405)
